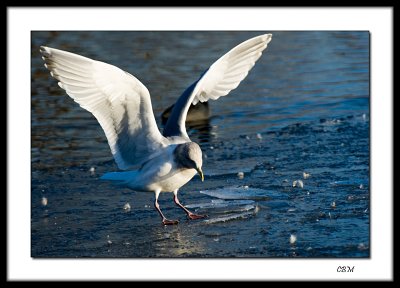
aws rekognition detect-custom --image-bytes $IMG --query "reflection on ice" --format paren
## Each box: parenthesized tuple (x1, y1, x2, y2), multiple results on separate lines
(200, 186, 270, 200)
(204, 210, 256, 224)
(186, 199, 254, 209)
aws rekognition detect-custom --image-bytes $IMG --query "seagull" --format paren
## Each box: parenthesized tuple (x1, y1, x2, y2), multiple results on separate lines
(39, 33, 272, 225)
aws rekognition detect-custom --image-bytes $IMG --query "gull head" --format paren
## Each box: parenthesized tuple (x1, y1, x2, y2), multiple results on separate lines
(174, 142, 204, 181)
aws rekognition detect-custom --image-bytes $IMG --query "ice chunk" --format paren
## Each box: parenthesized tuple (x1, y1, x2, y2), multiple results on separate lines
(123, 202, 131, 211)
(290, 234, 297, 244)
(41, 197, 48, 206)
(89, 166, 96, 175)
(186, 199, 256, 215)
(292, 180, 304, 188)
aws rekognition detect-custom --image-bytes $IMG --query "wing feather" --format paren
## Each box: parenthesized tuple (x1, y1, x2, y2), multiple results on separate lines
(163, 34, 272, 138)
(40, 46, 169, 170)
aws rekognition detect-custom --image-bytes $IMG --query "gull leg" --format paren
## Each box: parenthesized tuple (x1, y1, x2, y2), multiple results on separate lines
(173, 190, 207, 220)
(154, 190, 179, 225)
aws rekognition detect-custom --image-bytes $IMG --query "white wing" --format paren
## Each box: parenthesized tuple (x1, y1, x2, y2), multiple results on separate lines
(163, 34, 272, 138)
(40, 46, 169, 170)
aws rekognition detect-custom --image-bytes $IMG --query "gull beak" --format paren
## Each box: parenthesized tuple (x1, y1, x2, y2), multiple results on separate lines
(196, 167, 204, 182)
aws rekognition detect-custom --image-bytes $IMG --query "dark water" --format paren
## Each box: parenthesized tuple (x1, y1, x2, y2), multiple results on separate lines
(31, 31, 369, 257)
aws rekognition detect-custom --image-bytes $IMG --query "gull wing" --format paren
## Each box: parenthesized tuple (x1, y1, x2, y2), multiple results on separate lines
(162, 34, 272, 139)
(40, 46, 169, 170)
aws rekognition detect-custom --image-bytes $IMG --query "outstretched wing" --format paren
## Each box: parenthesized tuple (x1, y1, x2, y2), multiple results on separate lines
(163, 34, 272, 139)
(40, 46, 169, 170)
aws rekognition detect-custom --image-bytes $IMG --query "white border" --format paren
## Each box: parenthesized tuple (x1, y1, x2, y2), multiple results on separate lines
(8, 7, 392, 281)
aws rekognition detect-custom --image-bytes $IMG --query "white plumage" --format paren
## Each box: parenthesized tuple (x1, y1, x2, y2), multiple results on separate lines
(192, 35, 270, 104)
